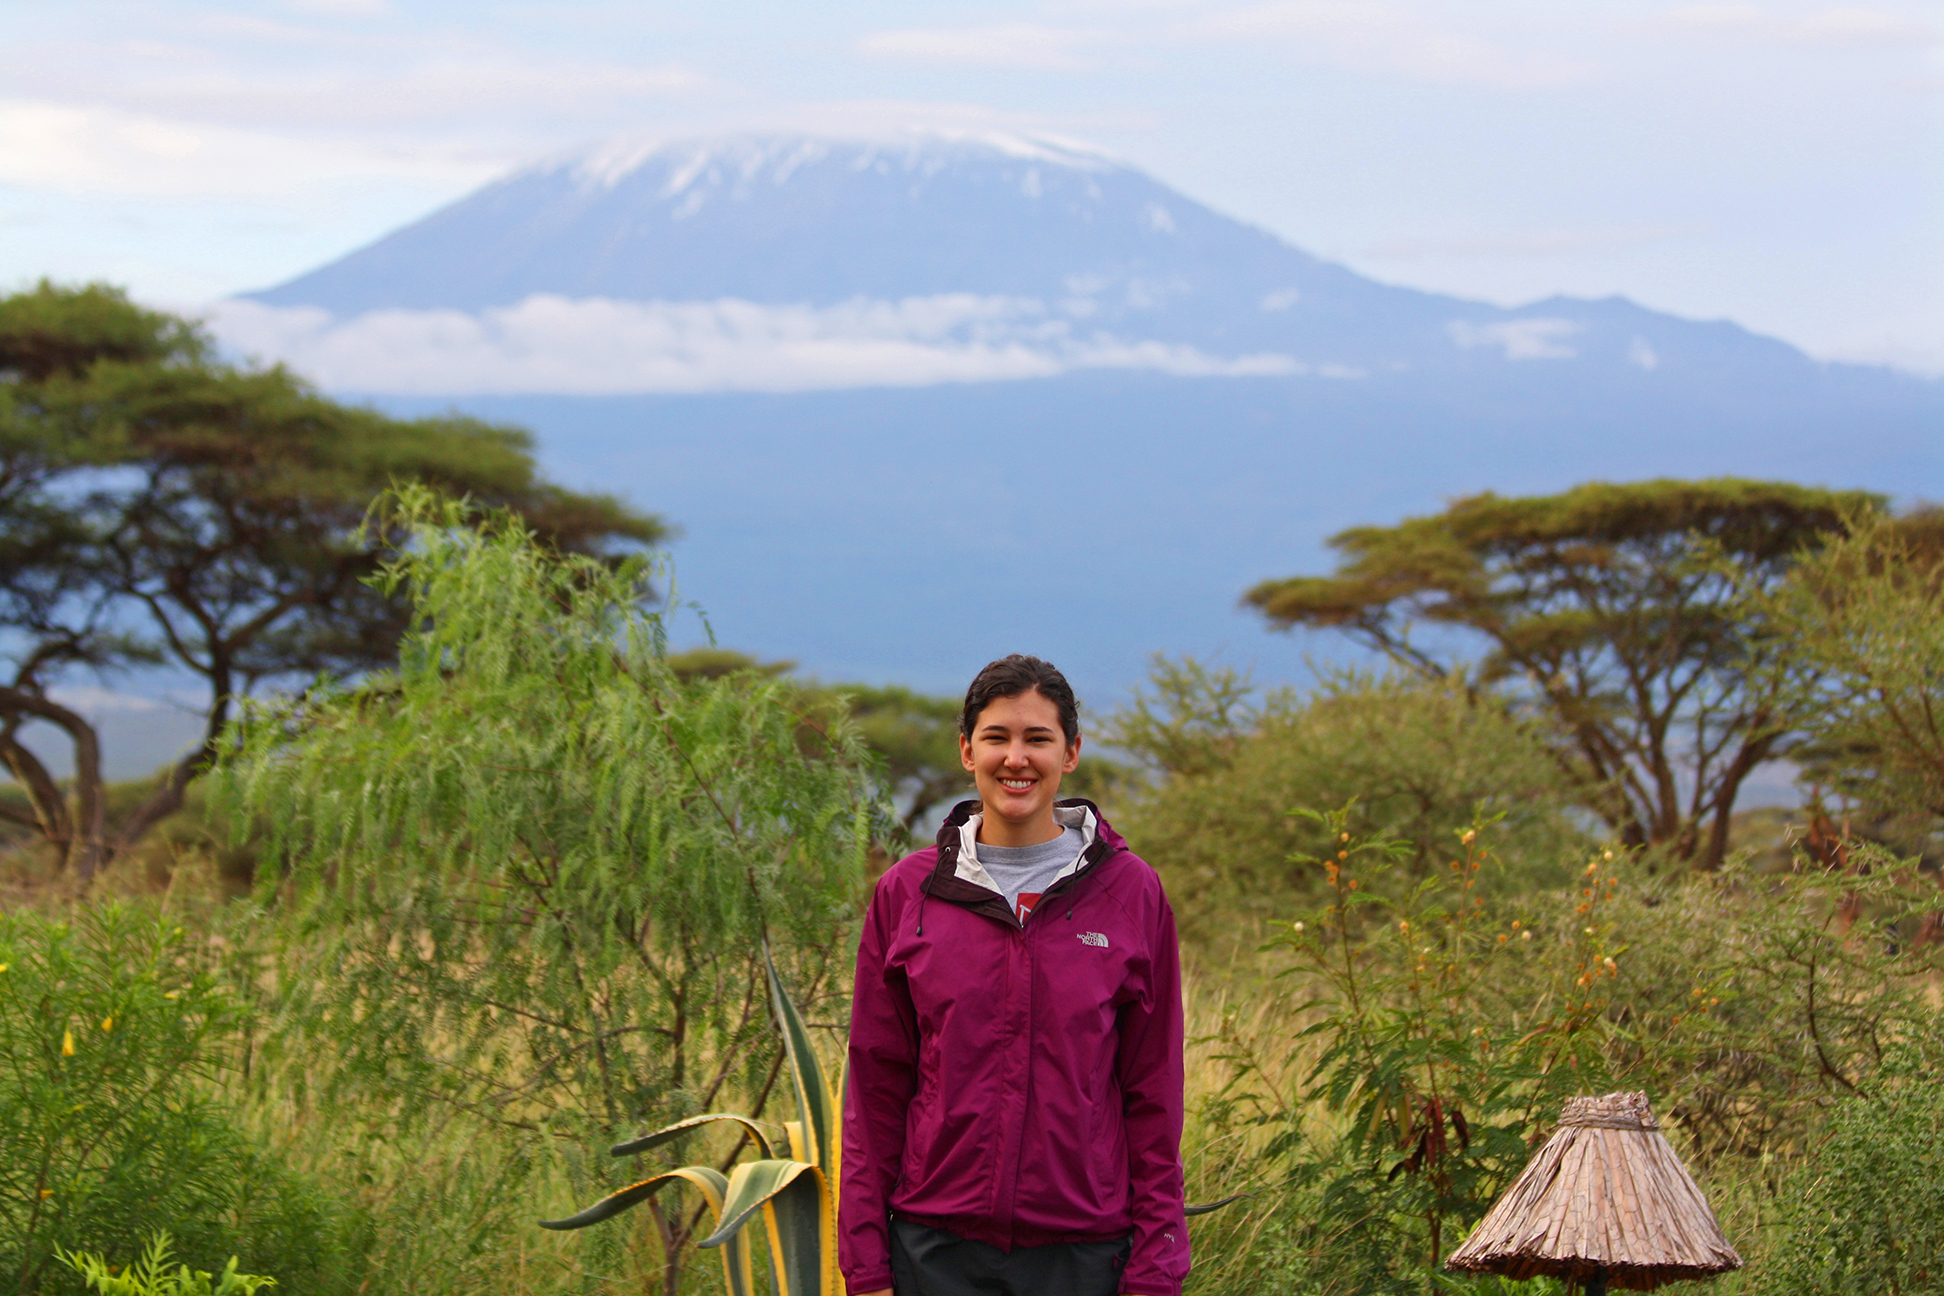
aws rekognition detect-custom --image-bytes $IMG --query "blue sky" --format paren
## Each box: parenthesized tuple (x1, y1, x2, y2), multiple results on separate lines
(1, 0, 1940, 371)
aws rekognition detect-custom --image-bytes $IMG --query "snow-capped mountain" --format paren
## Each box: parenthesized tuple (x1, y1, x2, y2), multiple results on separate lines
(219, 131, 1939, 699)
(232, 131, 1828, 394)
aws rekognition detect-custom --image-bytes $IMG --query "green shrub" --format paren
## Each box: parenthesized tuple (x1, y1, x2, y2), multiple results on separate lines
(1764, 1045, 1944, 1294)
(1109, 659, 1589, 946)
(60, 1232, 275, 1295)
(1183, 805, 1943, 1295)
(0, 903, 353, 1293)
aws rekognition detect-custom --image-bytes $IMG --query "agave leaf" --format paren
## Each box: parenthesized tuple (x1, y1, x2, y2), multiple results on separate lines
(783, 1119, 808, 1162)
(1185, 1192, 1249, 1217)
(610, 1112, 776, 1161)
(540, 1167, 756, 1295)
(538, 1176, 672, 1230)
(697, 1159, 815, 1250)
(826, 1066, 844, 1195)
(764, 940, 836, 1173)
(759, 1165, 833, 1296)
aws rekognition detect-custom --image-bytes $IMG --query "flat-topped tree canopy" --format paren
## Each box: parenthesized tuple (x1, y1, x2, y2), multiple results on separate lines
(1245, 479, 1880, 869)
(1447, 1091, 1741, 1291)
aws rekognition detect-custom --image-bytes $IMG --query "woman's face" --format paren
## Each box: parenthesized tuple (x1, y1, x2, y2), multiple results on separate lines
(958, 688, 1081, 841)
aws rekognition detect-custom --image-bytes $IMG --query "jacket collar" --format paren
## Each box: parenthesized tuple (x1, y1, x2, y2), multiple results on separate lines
(954, 802, 1097, 892)
(922, 798, 1122, 926)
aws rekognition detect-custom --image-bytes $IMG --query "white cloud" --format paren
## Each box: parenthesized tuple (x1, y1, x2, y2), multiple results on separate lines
(1189, 2, 1599, 88)
(285, 0, 395, 15)
(1628, 337, 1661, 370)
(858, 5, 1599, 88)
(0, 98, 497, 203)
(5, 56, 724, 134)
(1448, 317, 1583, 359)
(207, 294, 1304, 395)
(1660, 4, 1938, 47)
(859, 24, 1107, 71)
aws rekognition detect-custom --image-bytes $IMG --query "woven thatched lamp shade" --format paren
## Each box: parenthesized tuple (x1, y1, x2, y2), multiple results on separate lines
(1446, 1092, 1741, 1294)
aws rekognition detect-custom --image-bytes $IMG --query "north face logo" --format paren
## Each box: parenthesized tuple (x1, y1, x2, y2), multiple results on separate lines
(1078, 931, 1109, 948)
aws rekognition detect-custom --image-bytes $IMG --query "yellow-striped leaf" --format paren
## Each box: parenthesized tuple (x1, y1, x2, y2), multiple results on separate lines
(760, 1165, 832, 1296)
(609, 1112, 776, 1161)
(696, 1159, 813, 1250)
(540, 1167, 756, 1296)
(764, 942, 836, 1174)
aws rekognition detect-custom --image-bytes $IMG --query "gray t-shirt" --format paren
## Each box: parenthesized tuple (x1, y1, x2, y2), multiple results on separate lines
(974, 824, 1087, 923)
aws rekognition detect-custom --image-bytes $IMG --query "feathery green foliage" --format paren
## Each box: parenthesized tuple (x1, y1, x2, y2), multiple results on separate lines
(0, 904, 347, 1294)
(214, 489, 888, 1290)
(59, 1233, 276, 1296)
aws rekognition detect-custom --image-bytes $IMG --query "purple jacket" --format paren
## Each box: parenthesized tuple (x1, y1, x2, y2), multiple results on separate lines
(840, 800, 1189, 1296)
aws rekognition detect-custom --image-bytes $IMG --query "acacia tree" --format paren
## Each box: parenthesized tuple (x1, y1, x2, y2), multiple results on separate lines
(1245, 479, 1876, 868)
(218, 491, 887, 1295)
(0, 281, 663, 877)
(1763, 507, 1944, 829)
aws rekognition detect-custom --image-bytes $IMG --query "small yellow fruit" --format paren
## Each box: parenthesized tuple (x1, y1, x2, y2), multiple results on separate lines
(61, 1029, 75, 1057)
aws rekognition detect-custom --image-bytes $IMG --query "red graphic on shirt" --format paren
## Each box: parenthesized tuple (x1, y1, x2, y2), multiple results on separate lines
(1016, 892, 1043, 923)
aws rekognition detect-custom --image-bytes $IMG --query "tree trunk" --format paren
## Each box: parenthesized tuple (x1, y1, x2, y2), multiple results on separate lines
(112, 662, 235, 859)
(0, 687, 108, 879)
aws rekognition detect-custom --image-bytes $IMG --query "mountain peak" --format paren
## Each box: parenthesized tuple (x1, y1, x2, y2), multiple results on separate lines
(544, 129, 1125, 195)
(243, 127, 1302, 317)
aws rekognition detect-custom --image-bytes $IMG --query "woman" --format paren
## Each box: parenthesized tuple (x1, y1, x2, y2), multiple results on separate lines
(840, 654, 1188, 1296)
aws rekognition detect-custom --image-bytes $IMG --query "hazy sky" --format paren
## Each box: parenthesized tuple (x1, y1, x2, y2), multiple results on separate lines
(4, 0, 1941, 372)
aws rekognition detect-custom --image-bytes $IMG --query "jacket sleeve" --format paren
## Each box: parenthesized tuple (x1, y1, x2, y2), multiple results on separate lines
(839, 873, 919, 1295)
(1116, 886, 1189, 1296)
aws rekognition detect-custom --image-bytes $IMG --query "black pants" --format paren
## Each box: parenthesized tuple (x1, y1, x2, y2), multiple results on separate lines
(890, 1219, 1130, 1296)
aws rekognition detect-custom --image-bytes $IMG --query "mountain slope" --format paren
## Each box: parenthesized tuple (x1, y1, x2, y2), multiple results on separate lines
(243, 131, 1839, 387)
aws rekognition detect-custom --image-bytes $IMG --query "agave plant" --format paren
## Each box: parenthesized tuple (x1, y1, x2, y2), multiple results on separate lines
(540, 943, 840, 1296)
(543, 944, 1243, 1294)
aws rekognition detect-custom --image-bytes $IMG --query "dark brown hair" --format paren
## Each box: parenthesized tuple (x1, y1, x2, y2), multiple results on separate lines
(958, 655, 1080, 745)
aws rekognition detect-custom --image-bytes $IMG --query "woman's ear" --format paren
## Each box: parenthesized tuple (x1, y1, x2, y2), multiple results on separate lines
(1061, 734, 1081, 775)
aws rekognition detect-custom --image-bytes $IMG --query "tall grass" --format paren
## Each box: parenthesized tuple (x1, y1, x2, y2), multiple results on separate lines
(6, 823, 1939, 1295)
